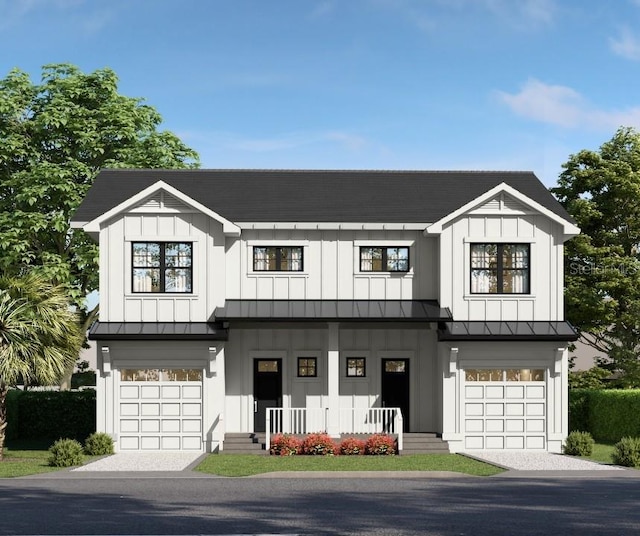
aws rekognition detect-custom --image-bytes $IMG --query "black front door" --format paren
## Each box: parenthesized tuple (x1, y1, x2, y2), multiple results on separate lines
(253, 359, 282, 433)
(381, 359, 410, 432)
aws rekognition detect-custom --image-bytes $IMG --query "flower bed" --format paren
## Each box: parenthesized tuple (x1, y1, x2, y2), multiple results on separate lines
(270, 433, 396, 455)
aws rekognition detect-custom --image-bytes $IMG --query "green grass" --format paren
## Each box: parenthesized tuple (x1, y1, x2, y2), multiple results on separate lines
(0, 449, 62, 478)
(579, 442, 618, 465)
(195, 453, 504, 477)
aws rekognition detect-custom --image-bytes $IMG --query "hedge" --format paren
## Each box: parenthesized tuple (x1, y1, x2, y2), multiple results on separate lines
(6, 389, 96, 443)
(570, 389, 640, 442)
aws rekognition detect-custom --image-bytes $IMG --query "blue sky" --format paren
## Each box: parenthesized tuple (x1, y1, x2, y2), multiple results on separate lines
(2, 0, 640, 187)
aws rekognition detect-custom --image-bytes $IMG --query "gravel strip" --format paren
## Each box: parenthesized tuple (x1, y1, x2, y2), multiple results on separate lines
(72, 452, 204, 472)
(463, 450, 624, 471)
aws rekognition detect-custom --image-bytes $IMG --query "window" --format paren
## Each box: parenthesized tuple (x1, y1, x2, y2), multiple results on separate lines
(470, 243, 530, 294)
(132, 242, 192, 293)
(253, 246, 303, 271)
(346, 358, 366, 377)
(297, 357, 317, 377)
(121, 369, 202, 381)
(360, 247, 409, 272)
(465, 369, 544, 382)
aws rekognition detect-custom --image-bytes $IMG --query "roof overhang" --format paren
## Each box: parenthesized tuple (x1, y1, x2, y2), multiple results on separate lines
(214, 300, 452, 323)
(88, 322, 229, 341)
(74, 180, 241, 237)
(438, 321, 578, 342)
(424, 182, 580, 240)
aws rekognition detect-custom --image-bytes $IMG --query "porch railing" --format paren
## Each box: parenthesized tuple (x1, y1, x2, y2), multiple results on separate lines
(265, 407, 403, 452)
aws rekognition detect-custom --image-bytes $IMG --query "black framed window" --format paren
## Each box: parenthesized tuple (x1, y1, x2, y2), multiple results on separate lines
(470, 243, 530, 294)
(297, 357, 317, 377)
(132, 242, 192, 293)
(360, 247, 409, 272)
(253, 246, 303, 271)
(346, 358, 366, 377)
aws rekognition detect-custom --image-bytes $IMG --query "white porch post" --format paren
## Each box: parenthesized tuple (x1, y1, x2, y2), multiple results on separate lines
(327, 322, 340, 437)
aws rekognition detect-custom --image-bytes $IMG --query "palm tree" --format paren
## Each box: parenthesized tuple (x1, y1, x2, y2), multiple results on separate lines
(0, 272, 83, 460)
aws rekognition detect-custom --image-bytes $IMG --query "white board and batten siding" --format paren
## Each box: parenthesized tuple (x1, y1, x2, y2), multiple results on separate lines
(226, 229, 438, 300)
(99, 206, 227, 323)
(438, 196, 565, 321)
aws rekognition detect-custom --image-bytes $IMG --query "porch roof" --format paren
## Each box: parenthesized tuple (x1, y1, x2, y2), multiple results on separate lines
(214, 300, 452, 322)
(438, 321, 578, 341)
(88, 322, 229, 340)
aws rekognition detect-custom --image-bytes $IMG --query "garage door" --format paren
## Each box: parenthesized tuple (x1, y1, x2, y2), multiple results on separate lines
(119, 368, 203, 451)
(463, 368, 546, 450)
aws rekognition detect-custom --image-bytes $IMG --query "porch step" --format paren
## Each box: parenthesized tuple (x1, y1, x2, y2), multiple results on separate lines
(400, 433, 450, 454)
(221, 433, 268, 455)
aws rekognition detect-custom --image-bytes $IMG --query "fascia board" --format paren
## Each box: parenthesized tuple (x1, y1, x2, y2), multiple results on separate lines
(82, 180, 241, 236)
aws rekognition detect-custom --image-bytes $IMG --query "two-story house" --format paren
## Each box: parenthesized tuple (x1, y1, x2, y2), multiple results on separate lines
(70, 169, 579, 454)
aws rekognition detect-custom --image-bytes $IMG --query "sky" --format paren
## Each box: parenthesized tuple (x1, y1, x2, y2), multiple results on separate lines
(2, 0, 640, 188)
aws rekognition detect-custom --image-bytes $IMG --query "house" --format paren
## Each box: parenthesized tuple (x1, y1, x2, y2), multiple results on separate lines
(70, 169, 579, 453)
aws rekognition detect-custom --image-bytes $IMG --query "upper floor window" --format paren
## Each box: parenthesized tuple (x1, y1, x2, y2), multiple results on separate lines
(132, 242, 192, 293)
(360, 247, 409, 272)
(470, 243, 529, 294)
(253, 246, 303, 271)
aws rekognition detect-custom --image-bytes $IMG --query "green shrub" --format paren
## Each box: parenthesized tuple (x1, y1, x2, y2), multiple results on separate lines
(612, 437, 640, 467)
(269, 434, 301, 456)
(84, 432, 114, 456)
(563, 430, 594, 456)
(301, 433, 337, 455)
(568, 388, 591, 433)
(48, 438, 84, 467)
(589, 390, 640, 442)
(365, 433, 396, 455)
(13, 390, 95, 443)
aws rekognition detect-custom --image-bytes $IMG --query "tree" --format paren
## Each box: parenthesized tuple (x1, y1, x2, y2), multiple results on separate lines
(0, 272, 84, 459)
(0, 63, 200, 334)
(552, 127, 640, 387)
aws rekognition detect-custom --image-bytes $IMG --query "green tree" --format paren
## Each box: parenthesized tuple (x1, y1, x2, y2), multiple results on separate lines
(0, 272, 84, 459)
(0, 63, 199, 334)
(552, 127, 640, 387)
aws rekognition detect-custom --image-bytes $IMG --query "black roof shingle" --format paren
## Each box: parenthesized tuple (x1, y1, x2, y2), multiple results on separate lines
(72, 169, 572, 224)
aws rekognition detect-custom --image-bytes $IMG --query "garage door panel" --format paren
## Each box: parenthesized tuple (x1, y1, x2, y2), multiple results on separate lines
(118, 375, 203, 451)
(486, 386, 504, 399)
(162, 385, 181, 398)
(526, 403, 545, 416)
(465, 436, 484, 449)
(506, 419, 524, 433)
(486, 419, 504, 432)
(162, 420, 181, 432)
(465, 419, 484, 432)
(141, 419, 160, 432)
(505, 436, 525, 449)
(141, 385, 160, 399)
(120, 403, 139, 416)
(182, 403, 202, 416)
(120, 420, 139, 432)
(463, 369, 547, 450)
(162, 403, 181, 416)
(465, 385, 484, 398)
(182, 385, 202, 399)
(141, 403, 160, 416)
(505, 403, 524, 416)
(120, 436, 139, 450)
(527, 386, 545, 399)
(141, 436, 161, 450)
(121, 386, 139, 399)
(506, 386, 524, 399)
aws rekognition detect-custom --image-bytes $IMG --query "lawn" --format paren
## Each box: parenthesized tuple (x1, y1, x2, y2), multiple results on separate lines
(0, 449, 62, 478)
(195, 453, 504, 477)
(579, 442, 618, 465)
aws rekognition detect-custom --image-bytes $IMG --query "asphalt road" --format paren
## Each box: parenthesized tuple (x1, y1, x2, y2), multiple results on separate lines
(1, 474, 639, 535)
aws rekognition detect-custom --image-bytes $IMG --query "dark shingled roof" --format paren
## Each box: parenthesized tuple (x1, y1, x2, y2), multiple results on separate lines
(72, 169, 573, 224)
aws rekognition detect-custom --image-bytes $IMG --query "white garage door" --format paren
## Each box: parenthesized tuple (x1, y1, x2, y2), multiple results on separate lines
(119, 368, 203, 451)
(463, 368, 546, 450)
